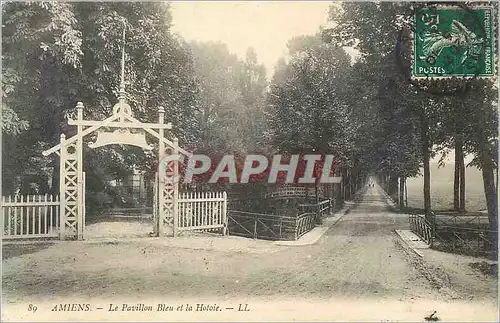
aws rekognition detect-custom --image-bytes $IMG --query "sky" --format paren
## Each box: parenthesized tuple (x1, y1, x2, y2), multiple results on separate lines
(169, 1, 334, 77)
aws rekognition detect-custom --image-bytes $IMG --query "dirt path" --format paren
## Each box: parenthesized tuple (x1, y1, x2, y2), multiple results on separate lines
(2, 185, 498, 321)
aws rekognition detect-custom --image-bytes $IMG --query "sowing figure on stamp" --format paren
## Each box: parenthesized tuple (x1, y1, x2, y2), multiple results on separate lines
(419, 19, 484, 64)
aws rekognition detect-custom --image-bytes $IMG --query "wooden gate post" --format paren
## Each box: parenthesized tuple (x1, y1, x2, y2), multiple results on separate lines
(83, 171, 86, 239)
(157, 106, 165, 237)
(153, 172, 159, 236)
(173, 137, 179, 237)
(59, 134, 66, 240)
(76, 102, 84, 240)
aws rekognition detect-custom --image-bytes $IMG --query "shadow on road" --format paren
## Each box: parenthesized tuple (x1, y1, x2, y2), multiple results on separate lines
(2, 242, 55, 261)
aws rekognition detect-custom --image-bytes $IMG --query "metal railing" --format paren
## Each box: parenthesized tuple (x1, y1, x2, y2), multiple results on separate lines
(228, 199, 334, 241)
(409, 214, 434, 246)
(409, 212, 497, 257)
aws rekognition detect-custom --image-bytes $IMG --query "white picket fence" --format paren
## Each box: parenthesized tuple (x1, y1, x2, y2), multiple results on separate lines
(1, 190, 228, 239)
(2, 195, 60, 239)
(178, 191, 227, 234)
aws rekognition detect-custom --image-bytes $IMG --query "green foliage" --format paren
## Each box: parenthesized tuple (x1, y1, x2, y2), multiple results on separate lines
(1, 2, 200, 197)
(267, 34, 353, 157)
(1, 106, 29, 135)
(324, 1, 497, 227)
(189, 41, 268, 155)
(2, 1, 496, 230)
(324, 2, 425, 179)
(268, 1, 496, 223)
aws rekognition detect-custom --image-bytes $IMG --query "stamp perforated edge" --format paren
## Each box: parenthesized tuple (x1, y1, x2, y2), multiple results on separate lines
(409, 2, 498, 82)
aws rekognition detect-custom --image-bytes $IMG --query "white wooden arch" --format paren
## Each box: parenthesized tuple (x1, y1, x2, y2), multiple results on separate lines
(41, 23, 193, 240)
(42, 91, 190, 240)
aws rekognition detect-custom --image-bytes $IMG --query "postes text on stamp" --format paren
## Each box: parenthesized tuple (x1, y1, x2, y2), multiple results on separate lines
(413, 4, 495, 79)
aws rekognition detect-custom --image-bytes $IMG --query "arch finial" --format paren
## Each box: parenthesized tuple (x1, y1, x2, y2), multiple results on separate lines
(118, 18, 127, 102)
(113, 19, 132, 118)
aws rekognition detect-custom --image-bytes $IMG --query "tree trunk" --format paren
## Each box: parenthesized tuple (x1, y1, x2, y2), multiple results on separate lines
(348, 171, 352, 199)
(399, 176, 405, 209)
(343, 167, 348, 201)
(404, 180, 408, 207)
(496, 167, 498, 198)
(454, 141, 460, 211)
(480, 146, 498, 259)
(338, 165, 345, 203)
(389, 175, 398, 199)
(482, 164, 497, 228)
(475, 95, 497, 259)
(458, 140, 465, 212)
(421, 116, 432, 220)
(349, 173, 356, 198)
(454, 138, 466, 212)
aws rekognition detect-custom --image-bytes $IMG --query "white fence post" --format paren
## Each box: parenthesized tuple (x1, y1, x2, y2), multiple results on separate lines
(223, 191, 227, 235)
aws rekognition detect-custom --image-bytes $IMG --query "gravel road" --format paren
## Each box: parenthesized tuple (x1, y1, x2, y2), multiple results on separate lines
(2, 185, 498, 321)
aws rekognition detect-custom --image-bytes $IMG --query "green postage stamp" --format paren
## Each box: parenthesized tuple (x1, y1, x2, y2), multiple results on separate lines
(413, 4, 495, 78)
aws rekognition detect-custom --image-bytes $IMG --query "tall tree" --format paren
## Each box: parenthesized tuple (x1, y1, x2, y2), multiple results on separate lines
(266, 34, 360, 200)
(267, 34, 353, 155)
(236, 47, 268, 152)
(324, 2, 497, 227)
(325, 2, 427, 208)
(2, 2, 201, 204)
(190, 41, 267, 156)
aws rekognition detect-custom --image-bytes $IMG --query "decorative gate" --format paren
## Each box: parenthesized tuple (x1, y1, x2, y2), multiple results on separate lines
(41, 96, 189, 240)
(40, 24, 190, 240)
(4, 24, 226, 241)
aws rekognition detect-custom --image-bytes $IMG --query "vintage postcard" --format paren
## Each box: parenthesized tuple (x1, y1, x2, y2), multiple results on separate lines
(1, 1, 499, 322)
